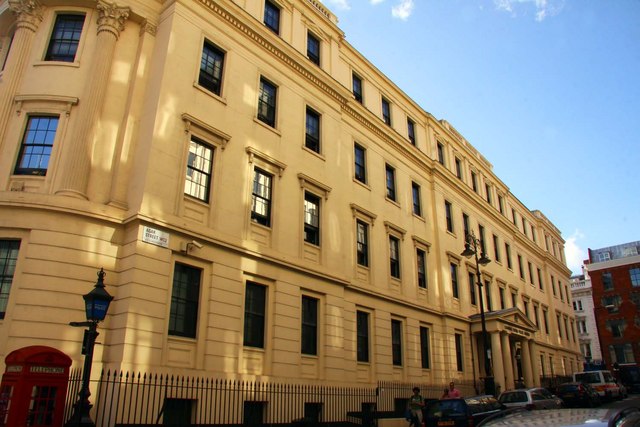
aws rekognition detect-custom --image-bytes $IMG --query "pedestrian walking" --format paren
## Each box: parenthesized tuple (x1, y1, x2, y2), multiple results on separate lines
(407, 387, 424, 427)
(441, 381, 462, 399)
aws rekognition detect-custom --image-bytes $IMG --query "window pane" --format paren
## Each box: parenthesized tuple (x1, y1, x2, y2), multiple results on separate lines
(0, 240, 21, 319)
(407, 119, 416, 145)
(307, 32, 320, 65)
(304, 192, 320, 245)
(45, 14, 85, 62)
(455, 333, 464, 371)
(184, 138, 213, 202)
(381, 98, 391, 125)
(199, 40, 225, 95)
(420, 326, 430, 369)
(251, 169, 272, 226)
(264, 0, 280, 34)
(412, 182, 421, 216)
(391, 319, 402, 366)
(437, 143, 445, 165)
(244, 282, 266, 348)
(352, 73, 363, 103)
(417, 249, 427, 289)
(168, 264, 201, 338)
(389, 236, 400, 278)
(469, 273, 476, 305)
(305, 108, 320, 152)
(445, 201, 453, 232)
(385, 165, 395, 200)
(354, 144, 366, 183)
(450, 263, 459, 298)
(630, 268, 640, 287)
(356, 220, 368, 266)
(357, 311, 369, 362)
(15, 116, 59, 176)
(258, 78, 277, 127)
(301, 296, 318, 355)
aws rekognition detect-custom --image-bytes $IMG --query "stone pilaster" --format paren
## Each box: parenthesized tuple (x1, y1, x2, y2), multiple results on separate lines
(490, 332, 505, 394)
(521, 339, 533, 388)
(56, 1, 129, 200)
(0, 0, 43, 149)
(501, 332, 514, 390)
(108, 19, 157, 209)
(529, 340, 540, 387)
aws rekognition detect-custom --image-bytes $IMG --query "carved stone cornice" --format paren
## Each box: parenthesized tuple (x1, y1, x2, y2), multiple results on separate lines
(8, 0, 44, 32)
(96, 1, 130, 39)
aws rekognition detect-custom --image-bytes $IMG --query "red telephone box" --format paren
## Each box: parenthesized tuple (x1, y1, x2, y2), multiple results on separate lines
(0, 346, 72, 427)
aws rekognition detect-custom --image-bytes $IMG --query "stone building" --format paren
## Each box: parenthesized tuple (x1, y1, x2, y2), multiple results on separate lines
(0, 0, 578, 402)
(570, 272, 604, 367)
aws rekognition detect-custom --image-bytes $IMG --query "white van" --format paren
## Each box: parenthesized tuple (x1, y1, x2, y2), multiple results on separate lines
(573, 370, 621, 400)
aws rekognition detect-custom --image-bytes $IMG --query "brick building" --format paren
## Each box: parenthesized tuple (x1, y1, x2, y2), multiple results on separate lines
(586, 241, 640, 368)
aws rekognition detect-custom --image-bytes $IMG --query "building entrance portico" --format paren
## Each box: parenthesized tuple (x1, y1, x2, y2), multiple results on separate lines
(470, 307, 539, 393)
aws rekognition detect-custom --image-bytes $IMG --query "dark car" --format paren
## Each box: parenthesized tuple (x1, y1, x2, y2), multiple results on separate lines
(556, 382, 601, 407)
(617, 364, 640, 394)
(423, 395, 504, 427)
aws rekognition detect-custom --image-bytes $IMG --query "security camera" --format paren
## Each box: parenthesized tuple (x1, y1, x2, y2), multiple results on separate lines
(182, 240, 203, 253)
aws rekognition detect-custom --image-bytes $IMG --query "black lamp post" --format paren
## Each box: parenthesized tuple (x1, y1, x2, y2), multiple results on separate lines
(461, 232, 495, 396)
(66, 268, 113, 427)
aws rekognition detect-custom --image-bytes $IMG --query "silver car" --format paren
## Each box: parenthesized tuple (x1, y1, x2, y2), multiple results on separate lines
(498, 387, 563, 410)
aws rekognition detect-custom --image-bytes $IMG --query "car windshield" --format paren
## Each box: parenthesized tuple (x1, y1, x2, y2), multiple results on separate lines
(426, 400, 466, 417)
(558, 384, 579, 392)
(454, 396, 501, 415)
(575, 372, 601, 384)
(603, 372, 615, 382)
(499, 391, 527, 403)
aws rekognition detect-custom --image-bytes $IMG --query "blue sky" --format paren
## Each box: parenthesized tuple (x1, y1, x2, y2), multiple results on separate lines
(320, 0, 640, 275)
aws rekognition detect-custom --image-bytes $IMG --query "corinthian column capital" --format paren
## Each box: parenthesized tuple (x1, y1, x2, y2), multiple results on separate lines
(96, 1, 130, 39)
(8, 0, 44, 32)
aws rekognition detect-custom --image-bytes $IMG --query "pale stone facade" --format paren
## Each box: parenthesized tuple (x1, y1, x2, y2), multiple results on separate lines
(0, 0, 579, 393)
(570, 273, 604, 366)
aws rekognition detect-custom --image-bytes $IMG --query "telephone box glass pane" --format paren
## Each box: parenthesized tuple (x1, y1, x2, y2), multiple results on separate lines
(28, 386, 57, 426)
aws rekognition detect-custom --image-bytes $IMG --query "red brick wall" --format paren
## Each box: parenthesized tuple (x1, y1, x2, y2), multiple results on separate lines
(590, 262, 640, 368)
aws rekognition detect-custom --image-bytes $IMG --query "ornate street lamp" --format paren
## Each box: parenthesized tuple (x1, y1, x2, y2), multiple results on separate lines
(66, 268, 113, 427)
(461, 232, 496, 396)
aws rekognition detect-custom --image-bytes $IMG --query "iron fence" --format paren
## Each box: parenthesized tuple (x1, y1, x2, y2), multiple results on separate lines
(539, 375, 572, 393)
(63, 371, 478, 427)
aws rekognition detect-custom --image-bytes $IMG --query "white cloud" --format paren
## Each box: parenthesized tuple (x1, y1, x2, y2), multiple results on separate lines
(392, 0, 414, 20)
(321, 0, 414, 20)
(565, 230, 588, 276)
(320, 0, 350, 10)
(493, 0, 564, 21)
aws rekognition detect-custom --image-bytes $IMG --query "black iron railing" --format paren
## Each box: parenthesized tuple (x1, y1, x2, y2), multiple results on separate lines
(62, 370, 477, 427)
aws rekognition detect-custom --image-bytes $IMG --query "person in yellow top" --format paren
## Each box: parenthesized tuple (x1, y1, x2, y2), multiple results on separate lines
(407, 387, 424, 427)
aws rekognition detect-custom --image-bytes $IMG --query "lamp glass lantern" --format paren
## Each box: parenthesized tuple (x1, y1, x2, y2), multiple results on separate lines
(83, 270, 113, 322)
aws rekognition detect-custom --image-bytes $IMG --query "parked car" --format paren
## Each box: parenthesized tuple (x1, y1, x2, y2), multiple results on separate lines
(615, 363, 640, 393)
(477, 406, 640, 427)
(497, 387, 563, 410)
(555, 382, 601, 407)
(573, 370, 621, 400)
(423, 395, 504, 427)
